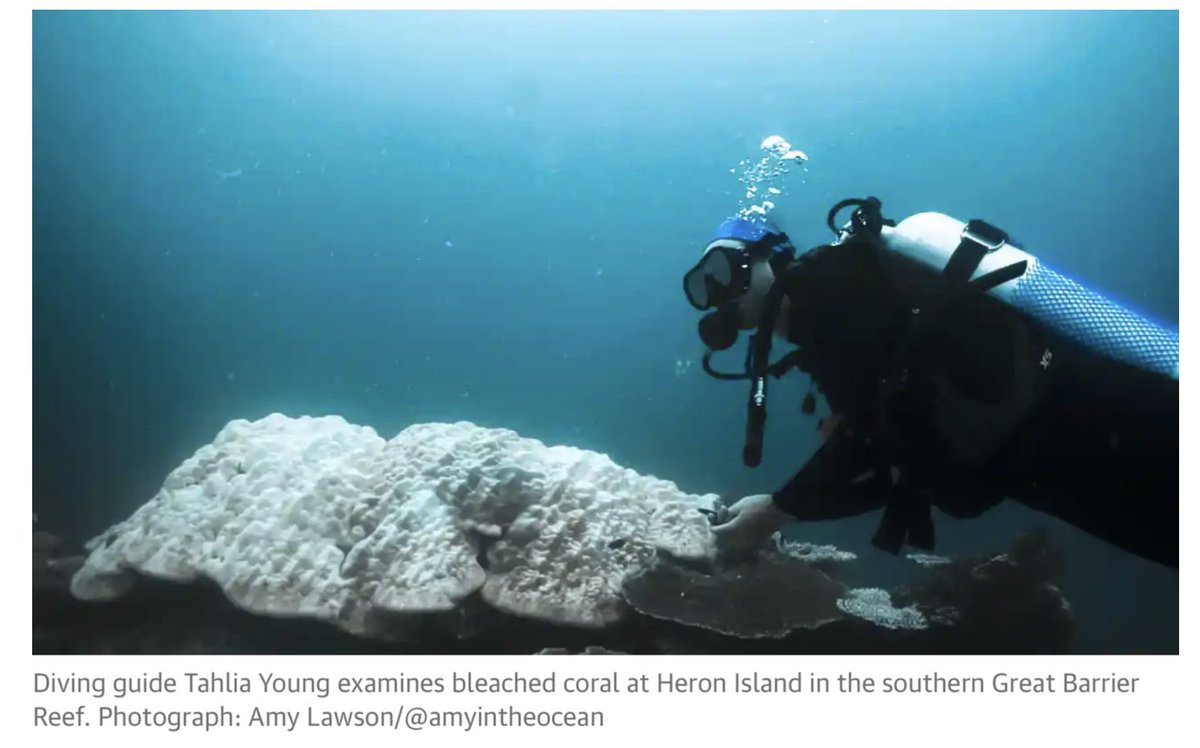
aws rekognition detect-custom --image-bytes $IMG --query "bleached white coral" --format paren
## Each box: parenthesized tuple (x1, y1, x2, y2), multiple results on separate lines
(776, 538, 857, 564)
(906, 553, 952, 568)
(836, 588, 927, 630)
(70, 414, 719, 635)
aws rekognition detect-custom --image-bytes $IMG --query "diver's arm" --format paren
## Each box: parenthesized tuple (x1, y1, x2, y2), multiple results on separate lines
(770, 425, 892, 521)
(712, 422, 890, 560)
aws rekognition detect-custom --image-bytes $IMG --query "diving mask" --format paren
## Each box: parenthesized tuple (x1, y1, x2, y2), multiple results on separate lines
(684, 241, 754, 311)
(683, 216, 795, 311)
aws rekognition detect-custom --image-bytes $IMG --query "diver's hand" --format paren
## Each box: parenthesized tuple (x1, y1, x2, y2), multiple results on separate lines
(711, 494, 793, 561)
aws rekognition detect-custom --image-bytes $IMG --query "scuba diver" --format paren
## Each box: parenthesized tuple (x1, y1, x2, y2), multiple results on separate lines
(684, 197, 1179, 569)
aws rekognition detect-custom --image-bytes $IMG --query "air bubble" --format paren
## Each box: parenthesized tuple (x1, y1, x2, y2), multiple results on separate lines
(730, 134, 810, 220)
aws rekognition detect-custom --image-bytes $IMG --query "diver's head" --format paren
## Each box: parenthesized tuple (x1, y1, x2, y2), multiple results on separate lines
(684, 216, 795, 350)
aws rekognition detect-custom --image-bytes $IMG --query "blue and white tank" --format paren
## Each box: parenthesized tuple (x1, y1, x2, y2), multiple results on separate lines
(880, 212, 1179, 380)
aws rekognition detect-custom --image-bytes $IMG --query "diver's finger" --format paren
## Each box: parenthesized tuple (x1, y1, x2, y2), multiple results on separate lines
(710, 520, 740, 538)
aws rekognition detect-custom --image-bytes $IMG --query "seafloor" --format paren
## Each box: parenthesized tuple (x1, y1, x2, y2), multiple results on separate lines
(34, 528, 1072, 655)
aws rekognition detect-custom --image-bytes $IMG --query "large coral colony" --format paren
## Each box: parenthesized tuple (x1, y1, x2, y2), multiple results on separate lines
(56, 414, 1070, 653)
(72, 415, 725, 633)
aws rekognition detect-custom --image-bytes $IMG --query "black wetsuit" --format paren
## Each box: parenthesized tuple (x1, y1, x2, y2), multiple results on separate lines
(767, 236, 1179, 569)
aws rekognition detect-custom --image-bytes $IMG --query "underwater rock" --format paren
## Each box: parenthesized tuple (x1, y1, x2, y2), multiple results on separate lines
(1006, 528, 1066, 583)
(69, 414, 719, 636)
(896, 530, 1073, 653)
(33, 530, 84, 595)
(535, 646, 625, 655)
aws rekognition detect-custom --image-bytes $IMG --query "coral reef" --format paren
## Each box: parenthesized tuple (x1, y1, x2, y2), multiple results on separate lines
(39, 414, 1074, 654)
(71, 414, 717, 636)
(895, 529, 1073, 653)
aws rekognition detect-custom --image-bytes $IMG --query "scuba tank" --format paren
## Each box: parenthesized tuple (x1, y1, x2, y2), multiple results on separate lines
(828, 198, 1178, 554)
(878, 209, 1179, 381)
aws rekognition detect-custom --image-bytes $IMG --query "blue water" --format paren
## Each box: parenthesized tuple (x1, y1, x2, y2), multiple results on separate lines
(33, 10, 1178, 653)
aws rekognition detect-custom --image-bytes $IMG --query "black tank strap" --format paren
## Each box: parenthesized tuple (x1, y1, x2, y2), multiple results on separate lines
(869, 219, 1026, 556)
(942, 218, 1010, 283)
